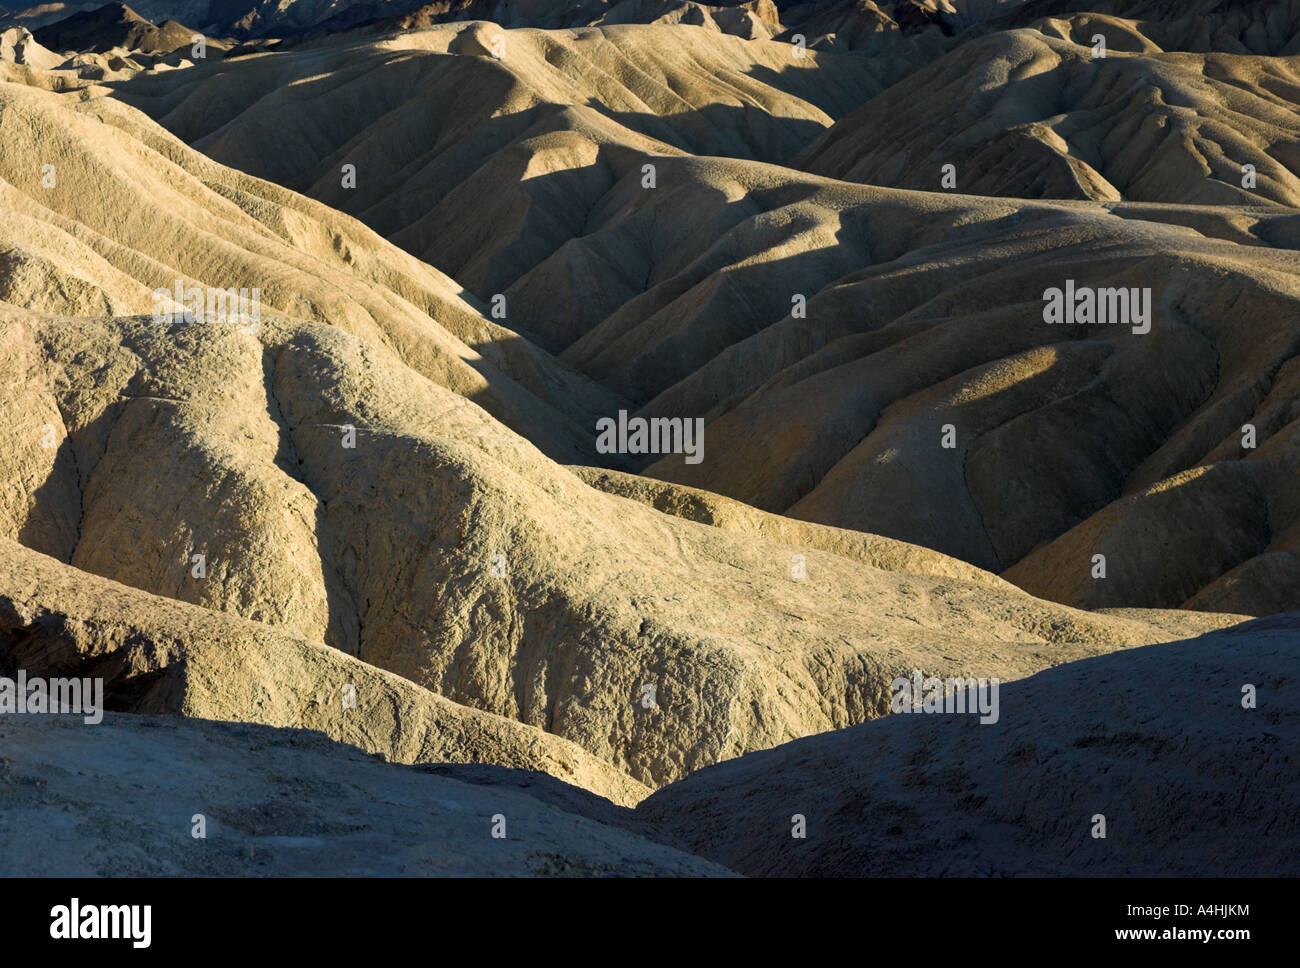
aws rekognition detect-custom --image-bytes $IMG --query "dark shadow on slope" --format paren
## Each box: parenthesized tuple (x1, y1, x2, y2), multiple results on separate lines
(636, 613, 1300, 876)
(977, 0, 1300, 56)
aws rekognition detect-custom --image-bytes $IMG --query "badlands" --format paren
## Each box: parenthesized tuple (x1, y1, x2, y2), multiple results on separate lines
(0, 0, 1297, 875)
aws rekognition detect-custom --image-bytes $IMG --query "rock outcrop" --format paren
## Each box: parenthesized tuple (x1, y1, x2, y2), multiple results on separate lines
(639, 614, 1300, 876)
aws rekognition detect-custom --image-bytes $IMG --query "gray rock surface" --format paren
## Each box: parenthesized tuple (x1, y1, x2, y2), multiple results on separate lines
(0, 713, 731, 876)
(639, 614, 1300, 876)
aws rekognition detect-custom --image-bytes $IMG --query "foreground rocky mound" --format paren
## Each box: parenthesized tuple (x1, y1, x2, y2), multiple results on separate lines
(0, 714, 727, 875)
(0, 536, 651, 805)
(639, 613, 1300, 875)
(5, 602, 1293, 875)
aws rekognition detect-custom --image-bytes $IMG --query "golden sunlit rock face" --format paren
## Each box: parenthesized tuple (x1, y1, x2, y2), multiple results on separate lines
(0, 0, 1297, 881)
